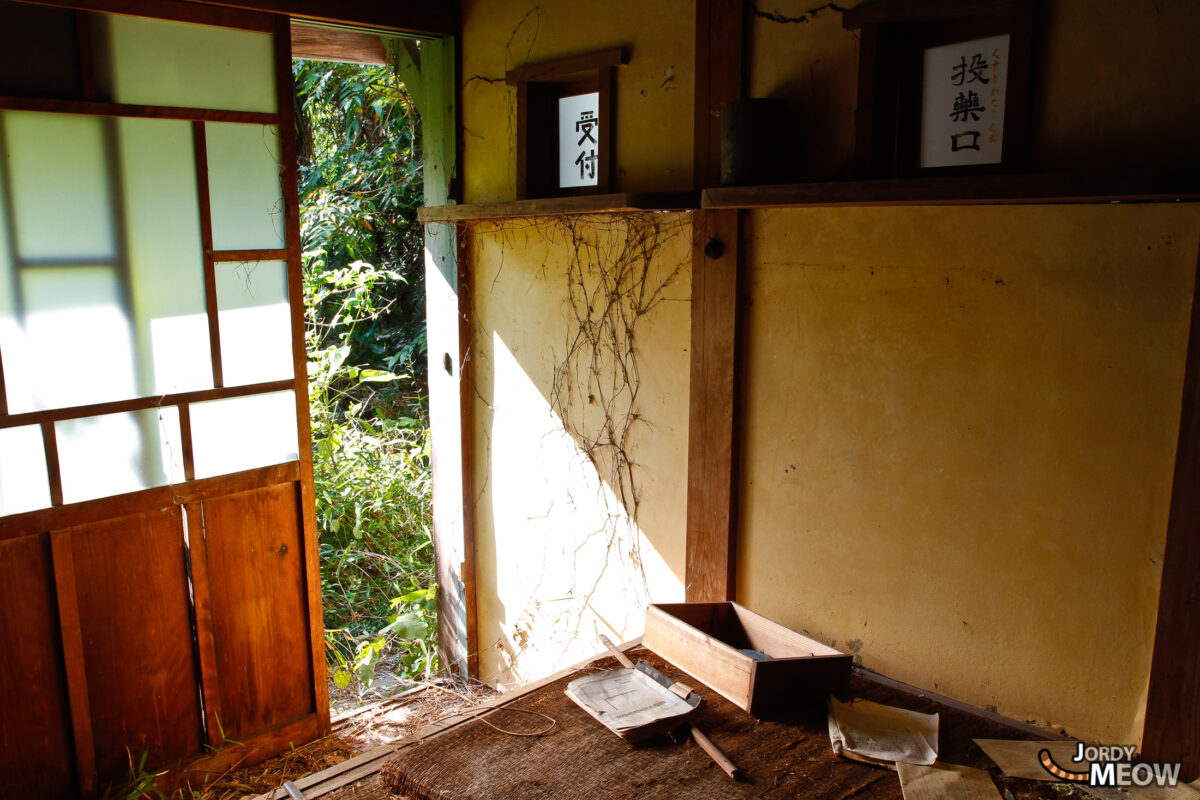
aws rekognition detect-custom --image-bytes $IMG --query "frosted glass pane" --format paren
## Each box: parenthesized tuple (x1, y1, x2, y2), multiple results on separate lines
(57, 407, 185, 504)
(117, 117, 213, 395)
(206, 123, 285, 250)
(14, 267, 137, 412)
(3, 111, 116, 261)
(191, 391, 298, 479)
(0, 425, 51, 516)
(216, 260, 293, 386)
(97, 14, 276, 113)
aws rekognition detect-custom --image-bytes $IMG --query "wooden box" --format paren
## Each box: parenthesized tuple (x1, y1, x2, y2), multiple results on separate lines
(642, 602, 851, 717)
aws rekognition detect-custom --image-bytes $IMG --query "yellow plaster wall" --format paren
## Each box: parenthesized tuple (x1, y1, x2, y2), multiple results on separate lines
(738, 204, 1200, 743)
(459, 0, 694, 203)
(467, 215, 691, 688)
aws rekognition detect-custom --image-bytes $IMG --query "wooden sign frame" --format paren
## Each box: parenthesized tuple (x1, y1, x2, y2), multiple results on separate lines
(844, 0, 1036, 179)
(506, 47, 627, 199)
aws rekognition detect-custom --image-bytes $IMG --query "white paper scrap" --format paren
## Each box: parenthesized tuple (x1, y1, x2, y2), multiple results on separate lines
(828, 698, 940, 766)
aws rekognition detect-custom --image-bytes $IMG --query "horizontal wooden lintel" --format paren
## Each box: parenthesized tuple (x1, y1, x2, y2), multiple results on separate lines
(702, 169, 1200, 210)
(0, 94, 279, 124)
(291, 21, 387, 65)
(211, 248, 290, 262)
(417, 191, 699, 223)
(505, 46, 629, 86)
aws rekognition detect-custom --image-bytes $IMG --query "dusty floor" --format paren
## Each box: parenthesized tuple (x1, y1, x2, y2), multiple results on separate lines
(184, 673, 496, 800)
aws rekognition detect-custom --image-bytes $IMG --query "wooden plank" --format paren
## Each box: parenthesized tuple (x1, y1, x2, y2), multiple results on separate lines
(41, 421, 63, 507)
(693, 0, 744, 187)
(701, 169, 1200, 209)
(504, 47, 628, 86)
(458, 229, 479, 678)
(193, 121, 224, 389)
(0, 378, 294, 430)
(184, 503, 224, 749)
(417, 192, 699, 223)
(211, 248, 290, 262)
(684, 210, 742, 602)
(0, 535, 76, 800)
(1142, 245, 1200, 782)
(291, 22, 386, 65)
(0, 94, 279, 124)
(19, 0, 276, 31)
(202, 482, 314, 740)
(66, 508, 204, 782)
(168, 714, 321, 788)
(0, 344, 8, 417)
(0, 461, 301, 543)
(48, 531, 97, 796)
(275, 14, 331, 737)
(185, 0, 456, 36)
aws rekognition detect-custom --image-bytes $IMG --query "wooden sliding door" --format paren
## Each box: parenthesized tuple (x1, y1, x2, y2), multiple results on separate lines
(0, 3, 325, 797)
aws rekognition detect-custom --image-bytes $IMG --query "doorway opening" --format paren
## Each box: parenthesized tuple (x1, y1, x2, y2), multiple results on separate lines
(292, 33, 436, 712)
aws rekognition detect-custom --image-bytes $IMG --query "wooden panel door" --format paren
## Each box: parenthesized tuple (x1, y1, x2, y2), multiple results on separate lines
(200, 482, 315, 740)
(63, 508, 205, 782)
(0, 534, 76, 800)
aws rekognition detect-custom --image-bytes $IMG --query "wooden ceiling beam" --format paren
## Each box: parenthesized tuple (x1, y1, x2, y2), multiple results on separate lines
(291, 21, 387, 65)
(183, 0, 456, 36)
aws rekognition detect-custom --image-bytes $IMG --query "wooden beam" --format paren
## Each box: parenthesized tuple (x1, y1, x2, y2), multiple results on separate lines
(693, 0, 744, 187)
(18, 0, 275, 31)
(504, 47, 628, 86)
(0, 94, 278, 124)
(1142, 245, 1200, 782)
(458, 229, 479, 677)
(685, 210, 742, 602)
(192, 121, 224, 390)
(184, 0, 456, 37)
(685, 0, 745, 602)
(291, 21, 386, 65)
(274, 14, 331, 738)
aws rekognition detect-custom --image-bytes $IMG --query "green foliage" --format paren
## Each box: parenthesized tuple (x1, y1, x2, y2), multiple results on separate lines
(296, 59, 436, 688)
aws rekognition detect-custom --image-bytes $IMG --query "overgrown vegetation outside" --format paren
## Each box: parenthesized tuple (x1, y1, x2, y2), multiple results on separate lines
(295, 58, 437, 690)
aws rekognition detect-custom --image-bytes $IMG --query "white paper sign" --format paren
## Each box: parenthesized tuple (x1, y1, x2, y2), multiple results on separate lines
(558, 92, 600, 188)
(919, 34, 1009, 168)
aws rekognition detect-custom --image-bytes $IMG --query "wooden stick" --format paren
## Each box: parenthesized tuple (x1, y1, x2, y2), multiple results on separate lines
(597, 635, 741, 780)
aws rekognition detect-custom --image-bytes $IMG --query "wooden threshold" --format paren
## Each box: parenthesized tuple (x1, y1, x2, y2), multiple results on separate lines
(0, 94, 279, 124)
(416, 192, 700, 223)
(702, 168, 1200, 209)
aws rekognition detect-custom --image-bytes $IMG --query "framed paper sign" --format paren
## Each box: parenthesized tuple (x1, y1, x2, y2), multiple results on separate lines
(844, 0, 1035, 178)
(919, 34, 1009, 168)
(507, 48, 627, 199)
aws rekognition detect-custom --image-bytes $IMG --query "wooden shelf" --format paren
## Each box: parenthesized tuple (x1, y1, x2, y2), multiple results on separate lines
(417, 192, 699, 223)
(702, 169, 1200, 209)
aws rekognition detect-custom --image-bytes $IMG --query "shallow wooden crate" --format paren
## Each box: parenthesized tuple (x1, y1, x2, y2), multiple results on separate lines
(642, 602, 852, 717)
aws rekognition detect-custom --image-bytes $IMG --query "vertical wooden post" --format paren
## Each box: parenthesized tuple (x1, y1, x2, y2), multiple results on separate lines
(685, 0, 745, 602)
(274, 15, 330, 735)
(1142, 247, 1200, 781)
(457, 228, 479, 677)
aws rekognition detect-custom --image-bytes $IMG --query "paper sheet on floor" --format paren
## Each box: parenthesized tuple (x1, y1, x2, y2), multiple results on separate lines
(973, 739, 1085, 781)
(828, 698, 939, 766)
(898, 762, 1002, 800)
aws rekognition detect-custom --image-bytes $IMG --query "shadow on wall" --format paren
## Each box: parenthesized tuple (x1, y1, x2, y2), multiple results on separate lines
(466, 213, 693, 688)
